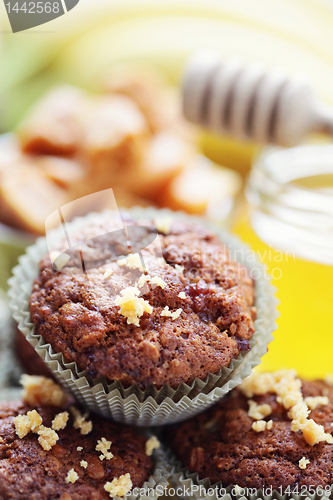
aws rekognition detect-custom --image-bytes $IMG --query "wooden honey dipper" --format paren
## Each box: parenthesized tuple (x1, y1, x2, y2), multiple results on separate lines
(182, 51, 333, 147)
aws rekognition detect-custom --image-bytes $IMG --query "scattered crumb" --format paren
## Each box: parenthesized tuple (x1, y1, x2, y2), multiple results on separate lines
(70, 407, 92, 435)
(240, 369, 298, 399)
(241, 370, 333, 446)
(14, 410, 43, 439)
(248, 400, 272, 420)
(299, 457, 310, 469)
(154, 216, 172, 234)
(137, 274, 151, 288)
(118, 253, 146, 272)
(103, 268, 113, 279)
(145, 436, 160, 456)
(178, 292, 186, 299)
(304, 396, 329, 410)
(115, 286, 153, 326)
(175, 264, 184, 273)
(150, 276, 166, 289)
(14, 409, 59, 451)
(302, 419, 333, 446)
(288, 402, 310, 431)
(25, 410, 43, 432)
(52, 411, 69, 431)
(96, 437, 113, 461)
(104, 473, 132, 498)
(65, 468, 79, 484)
(37, 425, 59, 451)
(20, 375, 66, 408)
(266, 420, 273, 430)
(80, 460, 88, 469)
(161, 306, 182, 321)
(77, 446, 83, 451)
(50, 251, 70, 271)
(252, 420, 267, 432)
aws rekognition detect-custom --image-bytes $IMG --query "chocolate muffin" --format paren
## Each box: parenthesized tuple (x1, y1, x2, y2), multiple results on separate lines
(0, 375, 156, 500)
(168, 370, 333, 492)
(29, 213, 255, 390)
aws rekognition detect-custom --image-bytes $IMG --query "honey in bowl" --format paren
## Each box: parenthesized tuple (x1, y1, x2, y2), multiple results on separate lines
(234, 145, 333, 379)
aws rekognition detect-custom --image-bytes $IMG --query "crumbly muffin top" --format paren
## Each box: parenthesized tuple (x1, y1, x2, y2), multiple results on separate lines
(29, 214, 255, 390)
(0, 397, 153, 500)
(168, 370, 333, 492)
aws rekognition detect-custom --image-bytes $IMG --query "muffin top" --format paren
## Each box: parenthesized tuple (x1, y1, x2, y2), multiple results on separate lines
(0, 375, 155, 500)
(168, 370, 333, 492)
(29, 213, 255, 389)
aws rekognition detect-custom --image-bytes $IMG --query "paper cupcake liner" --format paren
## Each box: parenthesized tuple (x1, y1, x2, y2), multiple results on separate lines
(8, 207, 278, 426)
(168, 450, 333, 500)
(0, 289, 22, 391)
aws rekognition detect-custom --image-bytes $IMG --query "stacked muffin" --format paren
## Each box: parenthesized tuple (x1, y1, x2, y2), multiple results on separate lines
(168, 370, 333, 496)
(0, 374, 162, 500)
(29, 215, 256, 390)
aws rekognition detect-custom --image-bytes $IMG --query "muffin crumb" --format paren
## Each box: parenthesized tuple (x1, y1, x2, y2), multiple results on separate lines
(103, 268, 113, 279)
(77, 446, 83, 451)
(118, 253, 146, 272)
(178, 292, 186, 299)
(266, 419, 273, 430)
(80, 460, 88, 469)
(70, 407, 92, 435)
(145, 436, 160, 456)
(20, 375, 66, 407)
(115, 287, 153, 326)
(150, 276, 166, 289)
(302, 419, 333, 446)
(304, 396, 329, 410)
(288, 402, 309, 431)
(37, 425, 59, 451)
(52, 411, 69, 431)
(104, 473, 132, 498)
(14, 409, 43, 438)
(96, 437, 113, 461)
(248, 400, 272, 420)
(175, 264, 184, 273)
(137, 274, 151, 288)
(154, 216, 172, 234)
(252, 420, 267, 432)
(299, 457, 310, 469)
(161, 306, 182, 320)
(65, 468, 79, 484)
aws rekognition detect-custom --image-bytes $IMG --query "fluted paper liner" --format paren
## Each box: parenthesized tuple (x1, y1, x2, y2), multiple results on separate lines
(8, 207, 278, 425)
(168, 450, 332, 500)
